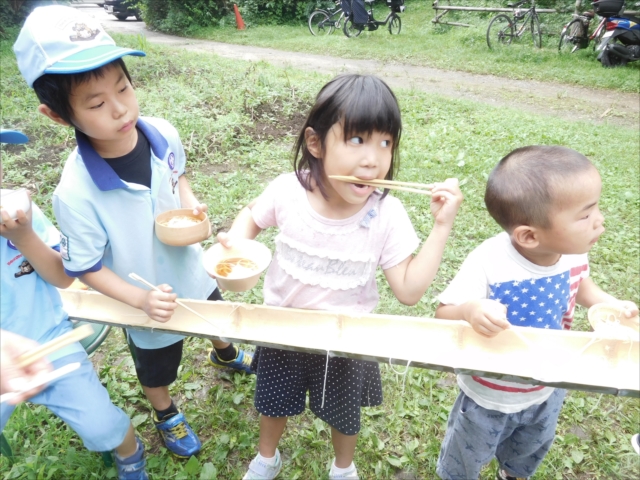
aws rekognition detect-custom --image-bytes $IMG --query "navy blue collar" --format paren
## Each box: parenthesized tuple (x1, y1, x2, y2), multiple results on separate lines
(76, 118, 169, 191)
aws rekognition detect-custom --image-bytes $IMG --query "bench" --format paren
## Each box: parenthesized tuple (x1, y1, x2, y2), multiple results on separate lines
(432, 0, 559, 27)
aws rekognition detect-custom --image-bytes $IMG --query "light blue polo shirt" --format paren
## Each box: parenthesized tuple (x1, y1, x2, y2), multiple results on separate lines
(52, 117, 216, 349)
(0, 204, 83, 361)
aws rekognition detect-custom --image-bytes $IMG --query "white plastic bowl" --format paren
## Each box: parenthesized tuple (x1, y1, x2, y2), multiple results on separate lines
(0, 188, 31, 221)
(203, 239, 272, 292)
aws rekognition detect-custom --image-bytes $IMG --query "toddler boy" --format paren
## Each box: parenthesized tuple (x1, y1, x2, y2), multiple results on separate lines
(435, 146, 637, 480)
(1, 129, 147, 479)
(13, 5, 253, 458)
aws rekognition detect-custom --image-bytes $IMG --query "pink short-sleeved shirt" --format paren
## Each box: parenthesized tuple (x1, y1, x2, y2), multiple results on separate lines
(252, 173, 420, 313)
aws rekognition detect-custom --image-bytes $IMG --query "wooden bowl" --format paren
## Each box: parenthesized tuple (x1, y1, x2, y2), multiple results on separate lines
(1, 188, 30, 221)
(203, 239, 272, 292)
(155, 208, 210, 246)
(588, 303, 640, 333)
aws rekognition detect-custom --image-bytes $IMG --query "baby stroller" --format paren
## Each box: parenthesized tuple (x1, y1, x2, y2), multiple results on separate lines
(341, 0, 369, 25)
(342, 0, 405, 37)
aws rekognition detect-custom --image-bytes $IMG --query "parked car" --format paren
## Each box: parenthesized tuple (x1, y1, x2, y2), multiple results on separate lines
(69, 1, 105, 6)
(104, 0, 142, 21)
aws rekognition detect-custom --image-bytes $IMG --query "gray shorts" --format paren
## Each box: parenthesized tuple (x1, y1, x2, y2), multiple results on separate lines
(437, 388, 566, 480)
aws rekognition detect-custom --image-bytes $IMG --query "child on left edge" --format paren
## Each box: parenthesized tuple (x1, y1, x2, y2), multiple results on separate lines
(13, 5, 254, 460)
(0, 129, 148, 480)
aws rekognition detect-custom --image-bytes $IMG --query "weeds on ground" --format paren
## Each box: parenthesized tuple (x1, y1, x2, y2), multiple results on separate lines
(0, 35, 638, 480)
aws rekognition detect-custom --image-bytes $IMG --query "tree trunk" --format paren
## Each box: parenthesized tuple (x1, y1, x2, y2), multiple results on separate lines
(10, 0, 26, 14)
(574, 0, 582, 15)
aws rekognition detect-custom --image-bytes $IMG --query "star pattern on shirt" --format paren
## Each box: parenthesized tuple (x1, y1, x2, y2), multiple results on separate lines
(488, 272, 571, 329)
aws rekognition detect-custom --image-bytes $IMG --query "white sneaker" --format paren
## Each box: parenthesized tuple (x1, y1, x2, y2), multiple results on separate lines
(329, 459, 359, 479)
(632, 434, 640, 455)
(243, 449, 282, 480)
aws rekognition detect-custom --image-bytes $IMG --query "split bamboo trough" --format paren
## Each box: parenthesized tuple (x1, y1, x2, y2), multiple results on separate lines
(60, 290, 639, 397)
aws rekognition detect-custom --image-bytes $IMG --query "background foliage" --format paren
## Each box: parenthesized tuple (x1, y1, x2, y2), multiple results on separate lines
(0, 1, 623, 34)
(1, 25, 638, 479)
(139, 0, 321, 32)
(139, 0, 592, 33)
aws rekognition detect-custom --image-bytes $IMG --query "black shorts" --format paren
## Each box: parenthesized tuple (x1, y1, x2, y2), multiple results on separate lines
(130, 288, 223, 387)
(252, 347, 382, 435)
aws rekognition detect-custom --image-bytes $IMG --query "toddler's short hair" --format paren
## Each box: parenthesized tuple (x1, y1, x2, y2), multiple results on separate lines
(485, 145, 594, 231)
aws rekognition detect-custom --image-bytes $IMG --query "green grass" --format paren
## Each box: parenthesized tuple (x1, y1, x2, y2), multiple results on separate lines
(1, 32, 639, 479)
(181, 0, 640, 93)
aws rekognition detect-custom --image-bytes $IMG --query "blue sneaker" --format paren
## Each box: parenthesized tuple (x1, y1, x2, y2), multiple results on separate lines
(114, 437, 148, 480)
(153, 411, 201, 458)
(208, 346, 254, 374)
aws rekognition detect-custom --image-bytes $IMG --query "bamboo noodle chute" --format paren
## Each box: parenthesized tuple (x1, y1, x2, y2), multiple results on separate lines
(59, 289, 639, 397)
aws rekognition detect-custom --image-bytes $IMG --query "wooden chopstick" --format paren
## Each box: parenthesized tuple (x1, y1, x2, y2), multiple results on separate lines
(328, 176, 433, 196)
(16, 324, 94, 369)
(0, 362, 81, 404)
(329, 175, 433, 189)
(128, 273, 221, 329)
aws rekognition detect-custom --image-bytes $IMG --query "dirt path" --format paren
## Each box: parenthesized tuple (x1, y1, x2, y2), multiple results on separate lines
(83, 6, 639, 128)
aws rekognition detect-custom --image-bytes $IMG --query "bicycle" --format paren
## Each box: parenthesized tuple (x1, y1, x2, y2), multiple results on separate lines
(308, 1, 345, 36)
(486, 0, 542, 49)
(558, 0, 629, 53)
(558, 11, 607, 53)
(343, 0, 404, 38)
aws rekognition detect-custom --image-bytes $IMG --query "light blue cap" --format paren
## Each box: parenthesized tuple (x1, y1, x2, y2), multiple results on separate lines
(13, 5, 145, 87)
(0, 130, 29, 144)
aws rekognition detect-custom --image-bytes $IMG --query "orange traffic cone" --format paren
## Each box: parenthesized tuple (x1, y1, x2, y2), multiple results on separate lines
(234, 4, 246, 30)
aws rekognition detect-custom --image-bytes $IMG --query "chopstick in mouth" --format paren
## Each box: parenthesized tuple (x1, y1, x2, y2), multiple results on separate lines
(328, 176, 433, 195)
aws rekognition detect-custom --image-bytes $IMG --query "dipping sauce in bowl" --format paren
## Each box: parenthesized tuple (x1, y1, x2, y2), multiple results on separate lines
(203, 239, 271, 292)
(214, 258, 260, 278)
(159, 215, 203, 228)
(155, 208, 210, 246)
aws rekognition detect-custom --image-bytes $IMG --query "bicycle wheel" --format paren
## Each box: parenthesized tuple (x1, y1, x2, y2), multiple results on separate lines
(558, 18, 586, 53)
(309, 10, 333, 36)
(487, 14, 514, 49)
(343, 17, 362, 38)
(388, 13, 401, 34)
(531, 14, 542, 48)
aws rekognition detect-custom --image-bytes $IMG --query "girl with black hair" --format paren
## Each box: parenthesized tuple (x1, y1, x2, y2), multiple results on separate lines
(219, 74, 463, 479)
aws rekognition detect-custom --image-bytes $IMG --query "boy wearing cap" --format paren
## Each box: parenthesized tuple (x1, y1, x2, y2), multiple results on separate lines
(13, 5, 253, 459)
(1, 129, 148, 480)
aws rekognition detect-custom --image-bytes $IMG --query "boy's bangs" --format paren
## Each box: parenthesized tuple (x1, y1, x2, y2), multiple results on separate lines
(339, 80, 401, 143)
(72, 58, 127, 87)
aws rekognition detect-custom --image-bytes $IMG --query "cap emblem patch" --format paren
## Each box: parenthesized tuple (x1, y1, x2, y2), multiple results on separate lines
(69, 23, 100, 42)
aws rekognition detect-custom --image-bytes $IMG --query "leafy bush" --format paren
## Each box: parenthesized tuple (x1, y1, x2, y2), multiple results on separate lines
(139, 0, 596, 34)
(0, 0, 86, 35)
(0, 0, 34, 34)
(139, 0, 228, 33)
(139, 0, 329, 32)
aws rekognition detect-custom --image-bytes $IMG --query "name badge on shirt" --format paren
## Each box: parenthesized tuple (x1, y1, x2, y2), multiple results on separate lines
(60, 232, 71, 261)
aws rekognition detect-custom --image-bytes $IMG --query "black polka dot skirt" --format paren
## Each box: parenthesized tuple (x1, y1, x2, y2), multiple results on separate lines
(252, 347, 383, 435)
